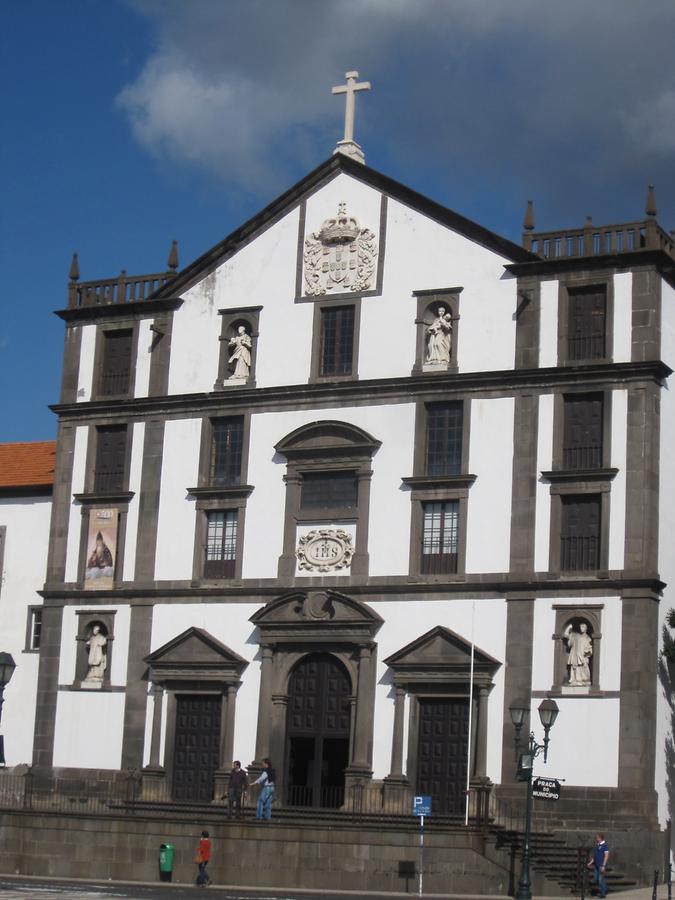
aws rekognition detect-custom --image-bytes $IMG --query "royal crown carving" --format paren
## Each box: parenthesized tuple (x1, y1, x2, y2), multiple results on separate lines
(303, 201, 377, 296)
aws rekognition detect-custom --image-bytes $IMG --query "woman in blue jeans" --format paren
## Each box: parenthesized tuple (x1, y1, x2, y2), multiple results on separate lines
(251, 758, 276, 820)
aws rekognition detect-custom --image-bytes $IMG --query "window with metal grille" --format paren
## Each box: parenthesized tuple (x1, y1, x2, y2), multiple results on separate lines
(301, 471, 358, 509)
(560, 495, 601, 572)
(567, 286, 606, 360)
(30, 608, 42, 650)
(204, 510, 237, 578)
(320, 306, 355, 376)
(94, 425, 127, 493)
(210, 418, 244, 485)
(100, 330, 133, 395)
(421, 501, 459, 574)
(425, 402, 463, 476)
(563, 393, 603, 469)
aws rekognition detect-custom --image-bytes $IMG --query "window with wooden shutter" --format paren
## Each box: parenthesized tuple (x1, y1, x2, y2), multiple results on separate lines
(320, 306, 355, 376)
(204, 510, 237, 578)
(210, 418, 244, 485)
(567, 286, 606, 361)
(300, 471, 358, 509)
(100, 330, 133, 396)
(421, 500, 459, 574)
(94, 425, 127, 493)
(560, 495, 601, 571)
(563, 393, 603, 469)
(425, 402, 463, 476)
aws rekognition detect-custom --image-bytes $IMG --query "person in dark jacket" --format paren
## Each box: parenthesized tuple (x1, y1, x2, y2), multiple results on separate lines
(251, 758, 276, 820)
(224, 760, 247, 818)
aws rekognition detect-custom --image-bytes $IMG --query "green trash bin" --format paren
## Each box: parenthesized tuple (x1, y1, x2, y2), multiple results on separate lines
(159, 843, 175, 882)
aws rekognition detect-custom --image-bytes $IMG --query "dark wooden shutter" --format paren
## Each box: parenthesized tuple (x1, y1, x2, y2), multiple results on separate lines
(568, 287, 606, 360)
(301, 471, 358, 509)
(426, 403, 463, 476)
(100, 330, 133, 395)
(320, 306, 355, 376)
(561, 495, 601, 571)
(94, 426, 127, 493)
(563, 393, 603, 469)
(210, 418, 244, 485)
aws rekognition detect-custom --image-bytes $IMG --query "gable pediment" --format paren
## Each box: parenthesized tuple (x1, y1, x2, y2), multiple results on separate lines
(145, 627, 248, 682)
(250, 590, 382, 643)
(384, 626, 500, 684)
(274, 420, 380, 459)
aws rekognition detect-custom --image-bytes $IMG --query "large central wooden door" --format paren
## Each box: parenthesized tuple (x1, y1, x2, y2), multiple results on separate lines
(172, 695, 221, 802)
(416, 698, 469, 815)
(286, 654, 351, 808)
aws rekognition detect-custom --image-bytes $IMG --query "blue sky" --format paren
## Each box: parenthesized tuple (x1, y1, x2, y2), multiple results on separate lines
(2, 0, 674, 441)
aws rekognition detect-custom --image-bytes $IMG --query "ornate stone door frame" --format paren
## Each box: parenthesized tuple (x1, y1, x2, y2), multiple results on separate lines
(384, 626, 501, 796)
(142, 627, 248, 799)
(249, 589, 383, 795)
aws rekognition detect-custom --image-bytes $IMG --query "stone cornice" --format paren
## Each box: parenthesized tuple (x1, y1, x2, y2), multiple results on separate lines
(505, 248, 675, 288)
(55, 298, 184, 323)
(49, 361, 672, 422)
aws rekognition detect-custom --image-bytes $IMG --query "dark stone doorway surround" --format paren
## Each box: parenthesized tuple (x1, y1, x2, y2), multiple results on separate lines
(249, 590, 382, 799)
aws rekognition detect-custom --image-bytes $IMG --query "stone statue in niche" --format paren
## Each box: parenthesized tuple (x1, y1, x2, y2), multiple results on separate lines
(227, 325, 252, 382)
(564, 621, 593, 685)
(83, 624, 107, 687)
(303, 201, 378, 296)
(424, 305, 453, 369)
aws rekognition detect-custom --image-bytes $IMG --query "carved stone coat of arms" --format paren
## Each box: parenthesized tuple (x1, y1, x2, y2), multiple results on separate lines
(303, 202, 378, 296)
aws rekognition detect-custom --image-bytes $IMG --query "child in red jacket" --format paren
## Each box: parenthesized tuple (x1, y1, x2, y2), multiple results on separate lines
(196, 830, 211, 887)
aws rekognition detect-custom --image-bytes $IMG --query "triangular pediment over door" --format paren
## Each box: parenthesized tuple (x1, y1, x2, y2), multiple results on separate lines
(384, 625, 500, 687)
(144, 626, 248, 684)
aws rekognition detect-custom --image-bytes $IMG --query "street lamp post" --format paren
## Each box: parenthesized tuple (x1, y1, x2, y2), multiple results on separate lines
(0, 652, 17, 767)
(509, 697, 559, 900)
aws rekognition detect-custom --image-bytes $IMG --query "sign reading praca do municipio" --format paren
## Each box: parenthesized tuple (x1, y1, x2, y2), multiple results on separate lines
(532, 777, 561, 801)
(412, 795, 432, 816)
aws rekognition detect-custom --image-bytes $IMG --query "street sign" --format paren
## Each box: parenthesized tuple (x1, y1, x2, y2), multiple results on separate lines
(412, 795, 432, 816)
(532, 777, 561, 801)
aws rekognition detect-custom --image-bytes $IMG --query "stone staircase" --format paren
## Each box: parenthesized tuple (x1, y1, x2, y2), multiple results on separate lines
(491, 826, 639, 895)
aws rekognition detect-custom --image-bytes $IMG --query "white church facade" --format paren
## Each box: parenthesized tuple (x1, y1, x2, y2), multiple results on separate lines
(2, 143, 674, 884)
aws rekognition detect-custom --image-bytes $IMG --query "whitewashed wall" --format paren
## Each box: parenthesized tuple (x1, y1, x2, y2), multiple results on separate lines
(76, 325, 96, 402)
(122, 421, 146, 582)
(613, 273, 632, 363)
(539, 280, 558, 368)
(465, 398, 514, 573)
(531, 595, 621, 786)
(134, 319, 154, 398)
(656, 279, 675, 829)
(146, 603, 262, 767)
(0, 495, 52, 765)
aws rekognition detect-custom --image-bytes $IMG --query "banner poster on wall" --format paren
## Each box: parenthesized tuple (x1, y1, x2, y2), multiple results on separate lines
(84, 507, 118, 591)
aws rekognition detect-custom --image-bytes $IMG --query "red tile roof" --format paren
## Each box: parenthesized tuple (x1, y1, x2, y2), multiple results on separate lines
(0, 441, 56, 489)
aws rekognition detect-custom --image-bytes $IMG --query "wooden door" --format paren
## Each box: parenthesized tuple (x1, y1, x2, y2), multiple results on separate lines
(172, 695, 221, 802)
(416, 698, 469, 815)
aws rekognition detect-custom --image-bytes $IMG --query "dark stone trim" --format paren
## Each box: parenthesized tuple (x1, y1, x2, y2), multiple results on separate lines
(39, 573, 665, 602)
(57, 684, 126, 693)
(401, 474, 476, 491)
(31, 605, 64, 769)
(46, 422, 77, 584)
(148, 307, 175, 397)
(509, 394, 538, 573)
(59, 324, 82, 404)
(55, 298, 183, 323)
(187, 485, 255, 499)
(412, 286, 465, 297)
(50, 360, 672, 421)
(500, 597, 534, 784)
(121, 603, 154, 769)
(73, 491, 135, 505)
(505, 248, 675, 288)
(514, 278, 541, 370)
(541, 468, 618, 484)
(133, 419, 166, 582)
(215, 306, 262, 390)
(624, 384, 660, 574)
(0, 485, 53, 498)
(631, 267, 661, 362)
(532, 689, 619, 699)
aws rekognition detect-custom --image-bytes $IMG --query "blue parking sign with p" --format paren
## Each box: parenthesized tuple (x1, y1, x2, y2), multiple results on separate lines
(412, 795, 432, 816)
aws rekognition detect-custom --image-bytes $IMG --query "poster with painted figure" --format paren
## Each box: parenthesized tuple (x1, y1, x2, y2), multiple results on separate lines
(84, 508, 118, 590)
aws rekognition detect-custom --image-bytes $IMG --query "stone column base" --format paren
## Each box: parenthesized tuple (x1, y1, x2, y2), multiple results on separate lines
(212, 769, 231, 804)
(382, 775, 411, 815)
(141, 766, 166, 801)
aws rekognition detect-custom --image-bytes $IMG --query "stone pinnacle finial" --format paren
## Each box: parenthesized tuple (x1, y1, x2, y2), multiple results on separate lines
(645, 184, 657, 218)
(523, 200, 535, 232)
(69, 253, 80, 282)
(332, 71, 371, 165)
(167, 239, 179, 272)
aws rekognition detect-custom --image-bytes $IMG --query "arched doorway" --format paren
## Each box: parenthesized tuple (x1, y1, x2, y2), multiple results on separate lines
(286, 653, 352, 808)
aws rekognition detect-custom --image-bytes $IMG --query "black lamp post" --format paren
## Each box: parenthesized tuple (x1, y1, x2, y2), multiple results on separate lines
(0, 652, 17, 767)
(509, 697, 559, 900)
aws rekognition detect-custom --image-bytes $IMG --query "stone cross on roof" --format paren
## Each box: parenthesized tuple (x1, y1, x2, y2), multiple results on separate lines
(332, 70, 371, 164)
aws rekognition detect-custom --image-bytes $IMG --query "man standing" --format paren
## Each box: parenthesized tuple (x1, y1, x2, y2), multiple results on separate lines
(251, 758, 276, 821)
(587, 832, 609, 897)
(225, 760, 247, 819)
